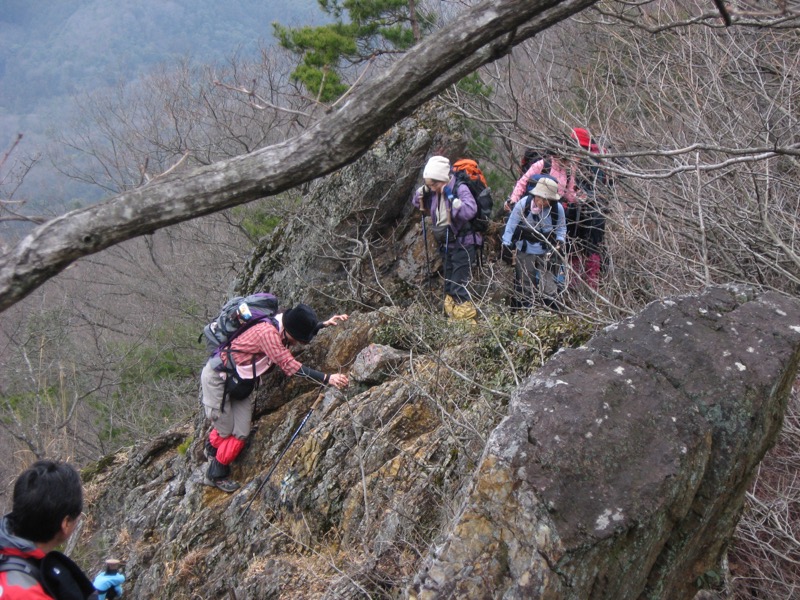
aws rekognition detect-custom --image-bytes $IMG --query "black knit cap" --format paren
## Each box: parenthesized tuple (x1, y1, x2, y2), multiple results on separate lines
(283, 303, 322, 343)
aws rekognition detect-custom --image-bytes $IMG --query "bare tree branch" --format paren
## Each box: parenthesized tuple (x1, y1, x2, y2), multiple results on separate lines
(0, 134, 23, 172)
(213, 80, 313, 118)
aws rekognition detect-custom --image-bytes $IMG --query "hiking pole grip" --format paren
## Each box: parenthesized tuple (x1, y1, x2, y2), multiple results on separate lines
(235, 389, 326, 526)
(420, 186, 430, 213)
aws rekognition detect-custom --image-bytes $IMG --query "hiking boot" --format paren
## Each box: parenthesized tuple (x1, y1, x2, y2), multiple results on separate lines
(450, 300, 477, 322)
(203, 476, 240, 493)
(234, 427, 258, 463)
(544, 296, 564, 314)
(203, 440, 217, 461)
(443, 294, 455, 317)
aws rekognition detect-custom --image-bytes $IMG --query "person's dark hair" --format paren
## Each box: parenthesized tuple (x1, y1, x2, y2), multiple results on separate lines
(7, 460, 83, 543)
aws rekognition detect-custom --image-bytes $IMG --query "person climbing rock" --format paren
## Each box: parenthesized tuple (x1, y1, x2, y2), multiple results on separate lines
(93, 559, 125, 600)
(201, 302, 349, 492)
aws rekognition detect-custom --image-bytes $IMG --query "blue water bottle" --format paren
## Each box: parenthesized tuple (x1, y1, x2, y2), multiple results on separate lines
(238, 302, 252, 321)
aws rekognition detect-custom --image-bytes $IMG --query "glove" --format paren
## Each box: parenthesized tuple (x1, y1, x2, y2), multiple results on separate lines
(500, 244, 515, 265)
(451, 196, 463, 211)
(417, 185, 430, 212)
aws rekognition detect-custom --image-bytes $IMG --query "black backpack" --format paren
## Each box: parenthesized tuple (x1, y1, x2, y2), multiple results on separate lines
(0, 552, 97, 600)
(450, 158, 494, 234)
(525, 156, 552, 177)
(520, 147, 544, 173)
(521, 147, 560, 174)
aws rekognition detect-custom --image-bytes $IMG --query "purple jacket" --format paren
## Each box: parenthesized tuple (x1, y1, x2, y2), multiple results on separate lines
(412, 176, 481, 246)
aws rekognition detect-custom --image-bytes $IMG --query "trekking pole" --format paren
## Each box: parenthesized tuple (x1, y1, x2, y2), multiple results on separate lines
(442, 226, 450, 312)
(420, 191, 433, 291)
(236, 390, 326, 525)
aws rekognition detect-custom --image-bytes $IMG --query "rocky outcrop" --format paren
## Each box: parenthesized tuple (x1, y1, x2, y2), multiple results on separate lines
(72, 286, 800, 599)
(77, 306, 505, 599)
(411, 285, 800, 600)
(239, 104, 469, 317)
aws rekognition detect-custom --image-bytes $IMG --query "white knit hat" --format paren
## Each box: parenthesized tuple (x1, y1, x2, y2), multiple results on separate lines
(423, 156, 451, 182)
(531, 177, 560, 201)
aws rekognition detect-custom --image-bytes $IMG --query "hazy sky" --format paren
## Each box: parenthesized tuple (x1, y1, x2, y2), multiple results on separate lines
(0, 0, 321, 211)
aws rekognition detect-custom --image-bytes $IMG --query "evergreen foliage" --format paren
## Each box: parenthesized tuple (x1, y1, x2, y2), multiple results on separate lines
(274, 0, 433, 102)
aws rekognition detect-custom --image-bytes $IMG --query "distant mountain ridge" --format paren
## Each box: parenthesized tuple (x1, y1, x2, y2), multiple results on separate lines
(0, 0, 323, 211)
(0, 0, 320, 113)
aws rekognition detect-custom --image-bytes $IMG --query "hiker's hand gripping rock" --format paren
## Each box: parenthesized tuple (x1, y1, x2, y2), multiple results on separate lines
(328, 373, 349, 389)
(323, 314, 348, 327)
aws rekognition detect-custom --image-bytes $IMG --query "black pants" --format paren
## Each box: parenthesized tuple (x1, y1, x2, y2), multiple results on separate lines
(441, 241, 476, 302)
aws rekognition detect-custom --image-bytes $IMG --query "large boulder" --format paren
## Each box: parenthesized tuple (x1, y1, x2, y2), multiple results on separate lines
(411, 285, 800, 599)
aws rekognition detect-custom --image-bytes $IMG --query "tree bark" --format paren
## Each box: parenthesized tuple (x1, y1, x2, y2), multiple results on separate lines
(0, 0, 597, 313)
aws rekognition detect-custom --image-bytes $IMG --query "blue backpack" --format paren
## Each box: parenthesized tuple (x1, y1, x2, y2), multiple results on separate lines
(526, 171, 557, 195)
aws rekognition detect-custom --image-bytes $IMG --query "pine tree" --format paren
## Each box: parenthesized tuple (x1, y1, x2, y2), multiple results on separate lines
(274, 0, 432, 103)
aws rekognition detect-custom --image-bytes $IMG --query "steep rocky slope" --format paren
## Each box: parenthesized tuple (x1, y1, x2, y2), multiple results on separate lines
(74, 286, 800, 599)
(69, 110, 800, 599)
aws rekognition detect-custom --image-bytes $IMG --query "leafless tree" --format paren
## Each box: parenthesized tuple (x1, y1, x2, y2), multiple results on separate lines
(0, 134, 46, 235)
(0, 220, 233, 474)
(53, 48, 309, 194)
(1, 42, 313, 476)
(439, 0, 800, 314)
(729, 382, 800, 598)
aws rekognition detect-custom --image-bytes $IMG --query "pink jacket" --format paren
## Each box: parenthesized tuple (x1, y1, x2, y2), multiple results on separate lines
(508, 158, 577, 207)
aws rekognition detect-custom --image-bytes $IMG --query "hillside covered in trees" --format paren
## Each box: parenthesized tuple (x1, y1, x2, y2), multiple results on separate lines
(0, 0, 323, 208)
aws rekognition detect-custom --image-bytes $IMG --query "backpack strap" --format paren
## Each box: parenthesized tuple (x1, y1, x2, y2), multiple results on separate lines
(511, 195, 533, 249)
(450, 176, 487, 241)
(211, 316, 279, 366)
(0, 554, 43, 583)
(216, 317, 277, 411)
(514, 196, 555, 251)
(542, 157, 552, 175)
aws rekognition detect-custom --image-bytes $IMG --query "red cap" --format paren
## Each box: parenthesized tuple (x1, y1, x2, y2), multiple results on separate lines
(571, 127, 592, 150)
